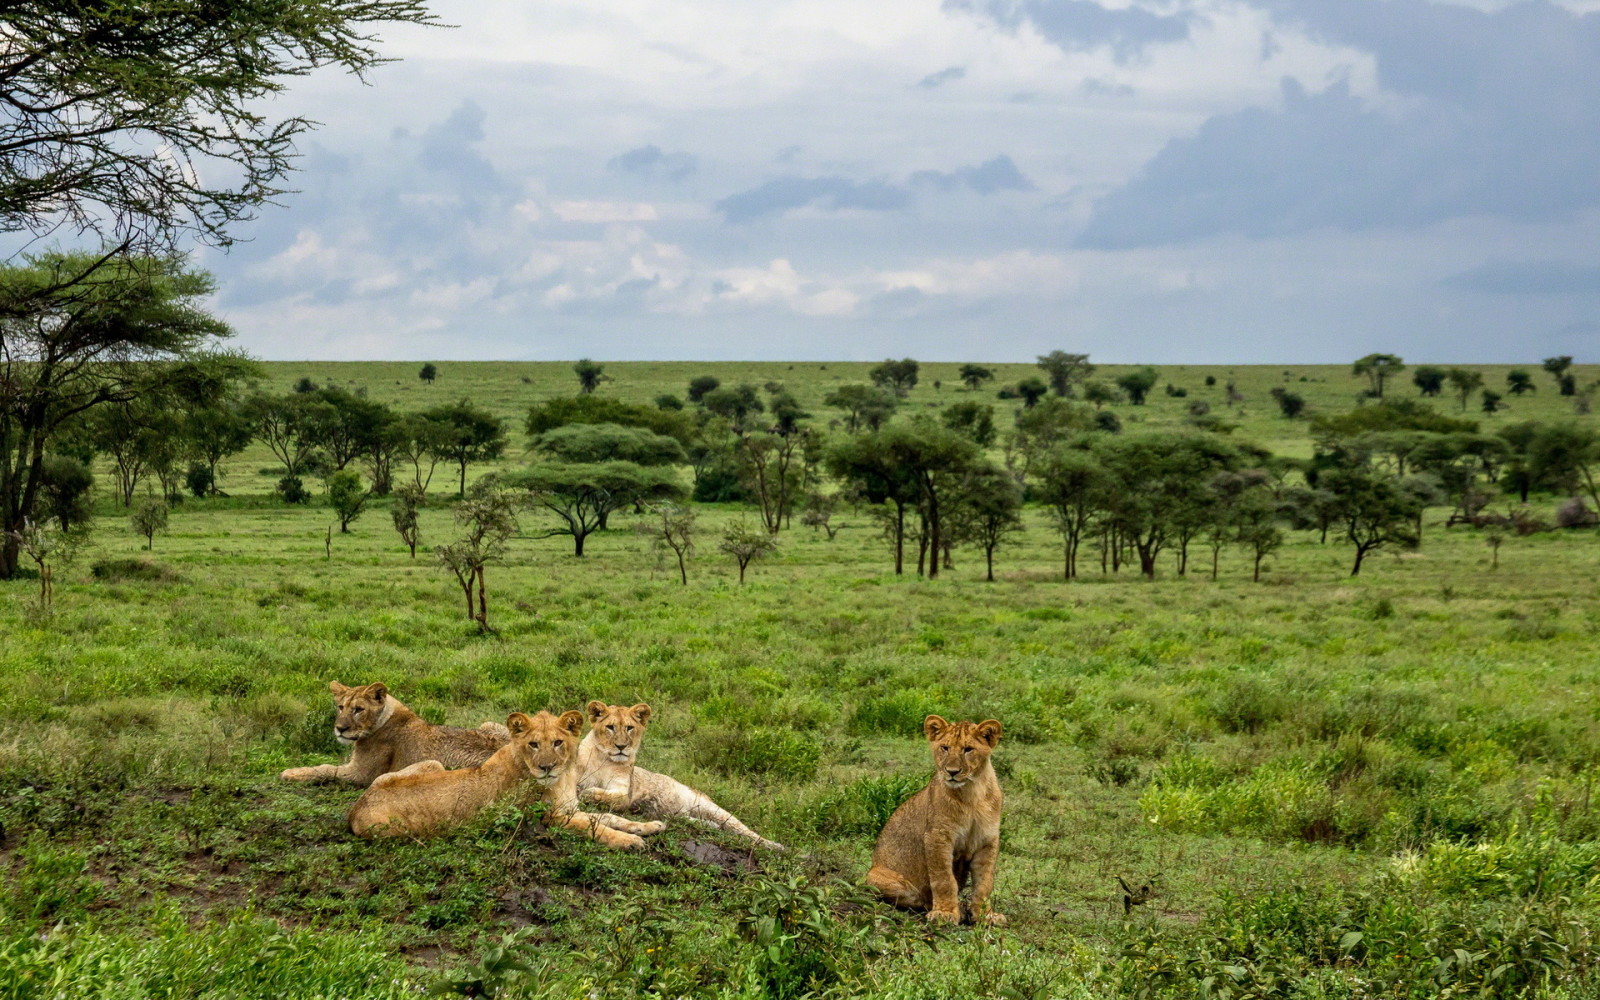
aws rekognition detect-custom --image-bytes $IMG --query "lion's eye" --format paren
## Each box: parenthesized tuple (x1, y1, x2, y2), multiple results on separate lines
(626, 726, 634, 733)
(530, 742, 539, 749)
(352, 707, 363, 715)
(939, 745, 949, 752)
(554, 740, 564, 748)
(963, 746, 973, 754)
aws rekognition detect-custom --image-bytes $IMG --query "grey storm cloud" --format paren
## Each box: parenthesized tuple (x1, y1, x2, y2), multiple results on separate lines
(607, 144, 699, 181)
(715, 176, 912, 223)
(1077, 0, 1600, 248)
(911, 155, 1035, 194)
(945, 0, 1194, 61)
(916, 65, 967, 89)
(1444, 261, 1600, 297)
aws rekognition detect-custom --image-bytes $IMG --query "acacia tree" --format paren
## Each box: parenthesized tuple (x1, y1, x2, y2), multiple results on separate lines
(945, 462, 1024, 581)
(0, 253, 241, 577)
(878, 421, 980, 580)
(182, 401, 253, 496)
(1352, 354, 1406, 398)
(131, 495, 168, 550)
(508, 462, 682, 556)
(327, 470, 369, 533)
(1412, 366, 1446, 397)
(435, 487, 520, 633)
(1035, 446, 1107, 580)
(1093, 433, 1242, 579)
(1115, 367, 1158, 405)
(637, 503, 696, 585)
(718, 520, 777, 584)
(573, 359, 610, 394)
(1036, 351, 1094, 397)
(419, 363, 438, 384)
(870, 358, 920, 397)
(1544, 356, 1574, 393)
(958, 364, 994, 391)
(1321, 467, 1421, 576)
(1446, 368, 1484, 411)
(826, 433, 921, 575)
(424, 400, 508, 498)
(391, 482, 424, 558)
(823, 384, 897, 432)
(6, 517, 86, 610)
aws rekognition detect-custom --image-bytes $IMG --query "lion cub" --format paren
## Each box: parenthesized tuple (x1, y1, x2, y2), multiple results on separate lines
(279, 682, 509, 787)
(576, 701, 785, 851)
(866, 715, 1006, 926)
(348, 710, 668, 849)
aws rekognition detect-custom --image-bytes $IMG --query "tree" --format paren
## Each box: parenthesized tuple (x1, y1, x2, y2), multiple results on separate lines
(391, 482, 424, 558)
(1481, 389, 1505, 414)
(736, 432, 808, 534)
(654, 393, 684, 411)
(1544, 356, 1574, 392)
(435, 486, 520, 633)
(1352, 354, 1406, 398)
(86, 396, 179, 505)
(1035, 447, 1107, 580)
(423, 400, 508, 498)
(1083, 381, 1120, 409)
(947, 462, 1024, 581)
(36, 455, 93, 532)
(419, 363, 438, 384)
(637, 503, 696, 585)
(826, 433, 921, 575)
(524, 394, 691, 444)
(1506, 369, 1536, 395)
(1036, 352, 1094, 397)
(718, 520, 777, 584)
(1321, 467, 1421, 576)
(701, 385, 764, 432)
(531, 423, 686, 467)
(131, 495, 169, 551)
(508, 462, 682, 557)
(1412, 366, 1446, 397)
(1115, 368, 1159, 406)
(1269, 387, 1306, 419)
(1, 253, 243, 577)
(0, 3, 437, 255)
(958, 364, 995, 391)
(1446, 368, 1484, 411)
(394, 413, 452, 495)
(941, 401, 997, 447)
(182, 402, 254, 496)
(687, 375, 721, 403)
(246, 391, 332, 485)
(823, 384, 897, 432)
(1013, 378, 1049, 408)
(327, 470, 369, 533)
(1092, 433, 1243, 579)
(876, 421, 981, 579)
(869, 358, 920, 397)
(573, 359, 610, 394)
(801, 492, 841, 540)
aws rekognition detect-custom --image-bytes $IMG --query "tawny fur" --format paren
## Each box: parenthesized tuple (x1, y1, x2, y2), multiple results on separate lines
(577, 701, 785, 851)
(347, 710, 667, 848)
(866, 715, 1006, 926)
(279, 681, 509, 787)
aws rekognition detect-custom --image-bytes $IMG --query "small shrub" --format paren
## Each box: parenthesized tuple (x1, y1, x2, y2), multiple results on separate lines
(1556, 496, 1598, 529)
(689, 728, 822, 782)
(800, 773, 925, 837)
(184, 462, 214, 499)
(90, 557, 179, 583)
(277, 475, 310, 504)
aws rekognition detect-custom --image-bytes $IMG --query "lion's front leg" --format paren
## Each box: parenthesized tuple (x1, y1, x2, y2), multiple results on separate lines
(580, 787, 630, 810)
(589, 812, 666, 836)
(280, 763, 343, 782)
(552, 811, 650, 851)
(923, 832, 962, 924)
(968, 839, 1006, 926)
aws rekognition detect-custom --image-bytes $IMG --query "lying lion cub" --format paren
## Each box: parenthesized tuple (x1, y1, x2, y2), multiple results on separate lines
(279, 681, 509, 787)
(867, 715, 1006, 926)
(347, 710, 667, 848)
(576, 701, 785, 851)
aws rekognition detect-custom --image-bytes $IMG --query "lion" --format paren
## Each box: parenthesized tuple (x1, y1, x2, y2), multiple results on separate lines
(347, 709, 668, 849)
(577, 701, 785, 851)
(279, 682, 509, 787)
(866, 715, 1006, 926)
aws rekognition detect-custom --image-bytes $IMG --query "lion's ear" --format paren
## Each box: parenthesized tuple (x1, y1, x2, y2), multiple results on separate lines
(923, 715, 949, 741)
(329, 681, 348, 694)
(586, 700, 607, 722)
(631, 704, 652, 725)
(506, 713, 533, 736)
(558, 710, 584, 735)
(976, 719, 1003, 748)
(368, 683, 387, 702)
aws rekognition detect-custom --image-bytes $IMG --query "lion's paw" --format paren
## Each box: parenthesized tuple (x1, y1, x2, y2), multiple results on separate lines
(279, 767, 313, 781)
(980, 912, 1009, 927)
(926, 908, 961, 925)
(612, 833, 647, 851)
(638, 821, 667, 835)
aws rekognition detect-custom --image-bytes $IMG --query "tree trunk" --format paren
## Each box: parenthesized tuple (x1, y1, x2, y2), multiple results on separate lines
(1211, 547, 1220, 581)
(677, 550, 687, 585)
(574, 531, 586, 557)
(475, 565, 489, 632)
(893, 503, 905, 575)
(738, 559, 747, 584)
(458, 458, 467, 498)
(985, 546, 994, 582)
(1351, 546, 1367, 576)
(1253, 550, 1263, 582)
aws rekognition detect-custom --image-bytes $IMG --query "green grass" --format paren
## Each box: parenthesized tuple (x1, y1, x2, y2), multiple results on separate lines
(4, 361, 1600, 998)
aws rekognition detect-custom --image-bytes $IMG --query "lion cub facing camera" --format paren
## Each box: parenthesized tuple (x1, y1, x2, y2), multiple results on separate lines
(866, 715, 1006, 926)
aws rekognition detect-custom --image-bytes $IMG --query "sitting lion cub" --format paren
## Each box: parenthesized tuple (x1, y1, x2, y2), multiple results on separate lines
(577, 701, 785, 851)
(867, 715, 1006, 926)
(348, 710, 667, 849)
(279, 682, 508, 787)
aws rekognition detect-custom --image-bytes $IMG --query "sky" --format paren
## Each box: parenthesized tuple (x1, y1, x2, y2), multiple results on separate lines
(200, 0, 1600, 363)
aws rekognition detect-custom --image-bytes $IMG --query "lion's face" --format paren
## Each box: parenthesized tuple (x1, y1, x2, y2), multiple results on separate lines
(329, 681, 395, 745)
(924, 715, 1002, 789)
(585, 701, 652, 765)
(507, 710, 583, 786)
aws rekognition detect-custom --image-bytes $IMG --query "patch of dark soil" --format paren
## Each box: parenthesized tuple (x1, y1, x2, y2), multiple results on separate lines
(680, 839, 759, 875)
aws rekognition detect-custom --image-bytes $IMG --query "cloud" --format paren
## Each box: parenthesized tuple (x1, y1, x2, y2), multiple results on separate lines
(1078, 0, 1600, 247)
(1444, 260, 1600, 296)
(911, 155, 1035, 194)
(606, 144, 699, 181)
(945, 0, 1195, 61)
(916, 65, 967, 88)
(551, 200, 661, 223)
(715, 176, 912, 223)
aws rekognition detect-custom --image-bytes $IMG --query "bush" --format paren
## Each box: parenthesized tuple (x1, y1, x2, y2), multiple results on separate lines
(797, 773, 925, 837)
(183, 462, 214, 498)
(1555, 496, 1598, 529)
(90, 557, 179, 583)
(689, 728, 822, 782)
(846, 690, 943, 737)
(277, 475, 310, 504)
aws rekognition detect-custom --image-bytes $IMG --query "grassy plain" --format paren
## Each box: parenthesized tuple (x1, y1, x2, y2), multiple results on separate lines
(3, 362, 1600, 998)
